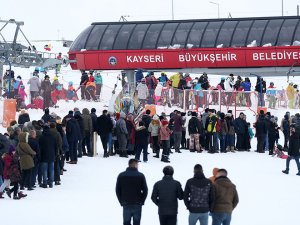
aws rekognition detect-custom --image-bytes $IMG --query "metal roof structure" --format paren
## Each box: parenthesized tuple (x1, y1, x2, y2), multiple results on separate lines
(70, 16, 300, 52)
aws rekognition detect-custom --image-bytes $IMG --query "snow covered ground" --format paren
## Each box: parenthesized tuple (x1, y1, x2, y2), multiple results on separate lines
(1, 41, 300, 225)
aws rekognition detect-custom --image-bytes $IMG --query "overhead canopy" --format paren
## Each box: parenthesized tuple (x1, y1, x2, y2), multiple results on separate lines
(70, 16, 300, 51)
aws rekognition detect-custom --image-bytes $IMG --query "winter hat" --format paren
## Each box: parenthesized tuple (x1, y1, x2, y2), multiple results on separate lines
(161, 119, 169, 126)
(44, 75, 50, 79)
(8, 145, 15, 153)
(68, 81, 73, 86)
(50, 112, 57, 118)
(120, 112, 126, 119)
(91, 108, 96, 113)
(153, 114, 159, 120)
(53, 76, 58, 81)
(163, 166, 174, 176)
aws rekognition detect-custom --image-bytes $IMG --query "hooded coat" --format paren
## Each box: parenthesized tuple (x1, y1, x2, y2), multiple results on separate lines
(17, 132, 36, 170)
(81, 108, 93, 133)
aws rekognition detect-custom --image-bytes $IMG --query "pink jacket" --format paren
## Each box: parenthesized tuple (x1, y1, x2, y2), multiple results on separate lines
(160, 126, 171, 141)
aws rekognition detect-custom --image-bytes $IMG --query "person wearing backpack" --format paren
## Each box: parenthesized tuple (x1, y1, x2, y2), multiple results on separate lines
(205, 109, 219, 153)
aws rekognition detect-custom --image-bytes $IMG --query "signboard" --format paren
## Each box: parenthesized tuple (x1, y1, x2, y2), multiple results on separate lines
(69, 46, 300, 70)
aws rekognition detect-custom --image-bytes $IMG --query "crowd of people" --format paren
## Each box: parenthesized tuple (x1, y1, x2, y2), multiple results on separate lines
(116, 159, 239, 225)
(1, 93, 300, 201)
(1, 69, 104, 110)
(134, 70, 300, 110)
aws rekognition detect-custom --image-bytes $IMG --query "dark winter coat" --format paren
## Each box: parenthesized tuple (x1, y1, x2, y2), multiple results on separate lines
(80, 73, 89, 86)
(0, 133, 10, 155)
(225, 117, 235, 135)
(268, 122, 278, 138)
(18, 113, 30, 125)
(173, 114, 183, 132)
(234, 117, 247, 134)
(17, 132, 36, 170)
(151, 176, 183, 215)
(90, 112, 98, 132)
(212, 176, 239, 213)
(39, 127, 57, 162)
(142, 114, 152, 129)
(41, 79, 52, 94)
(116, 118, 128, 135)
(41, 113, 54, 124)
(0, 157, 3, 176)
(116, 167, 148, 206)
(188, 116, 202, 135)
(66, 118, 81, 142)
(62, 113, 73, 126)
(28, 137, 40, 165)
(255, 116, 268, 136)
(184, 172, 215, 213)
(97, 114, 113, 135)
(135, 126, 149, 146)
(50, 127, 63, 157)
(220, 119, 228, 136)
(288, 133, 300, 156)
(81, 108, 93, 133)
(74, 114, 84, 139)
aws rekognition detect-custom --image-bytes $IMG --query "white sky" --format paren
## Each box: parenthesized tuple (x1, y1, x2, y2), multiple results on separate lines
(0, 0, 299, 41)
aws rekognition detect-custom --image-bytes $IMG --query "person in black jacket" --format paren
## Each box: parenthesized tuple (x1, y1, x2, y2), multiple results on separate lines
(184, 164, 215, 225)
(142, 110, 152, 129)
(254, 111, 268, 153)
(39, 126, 57, 188)
(80, 72, 89, 100)
(18, 109, 30, 126)
(282, 125, 300, 175)
(234, 113, 247, 151)
(151, 166, 183, 225)
(97, 110, 113, 158)
(41, 108, 53, 124)
(116, 159, 148, 225)
(134, 121, 149, 162)
(66, 116, 81, 164)
(28, 130, 40, 187)
(188, 112, 203, 152)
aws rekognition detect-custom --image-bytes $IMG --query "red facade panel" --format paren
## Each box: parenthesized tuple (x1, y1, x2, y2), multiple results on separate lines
(69, 46, 300, 70)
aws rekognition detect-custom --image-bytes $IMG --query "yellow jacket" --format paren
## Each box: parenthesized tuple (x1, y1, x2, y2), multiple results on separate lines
(286, 85, 296, 100)
(169, 73, 181, 88)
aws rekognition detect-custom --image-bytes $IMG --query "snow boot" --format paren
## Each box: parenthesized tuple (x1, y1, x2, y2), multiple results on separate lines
(13, 195, 20, 200)
(5, 188, 11, 198)
(296, 172, 300, 176)
(230, 146, 236, 153)
(18, 192, 27, 199)
(282, 170, 289, 174)
(0, 192, 4, 199)
(161, 155, 170, 163)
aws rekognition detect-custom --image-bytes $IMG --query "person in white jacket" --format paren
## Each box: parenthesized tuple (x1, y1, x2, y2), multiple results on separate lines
(136, 78, 149, 107)
(27, 73, 41, 103)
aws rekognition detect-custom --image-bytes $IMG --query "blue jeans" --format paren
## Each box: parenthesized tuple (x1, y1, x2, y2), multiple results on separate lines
(135, 144, 148, 162)
(0, 175, 3, 186)
(189, 212, 208, 225)
(31, 163, 39, 186)
(123, 204, 142, 225)
(40, 162, 54, 185)
(212, 212, 232, 225)
(286, 156, 300, 172)
(226, 135, 235, 147)
(107, 132, 113, 150)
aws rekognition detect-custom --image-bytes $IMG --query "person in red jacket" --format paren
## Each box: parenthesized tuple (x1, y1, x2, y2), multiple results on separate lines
(160, 119, 172, 163)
